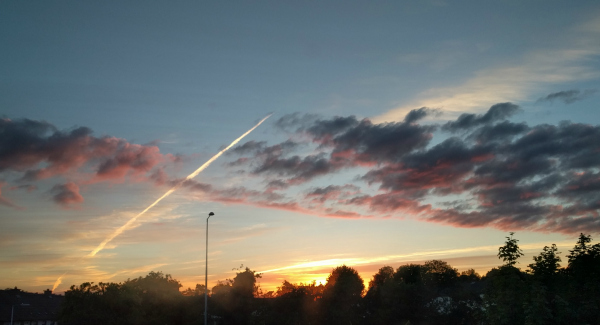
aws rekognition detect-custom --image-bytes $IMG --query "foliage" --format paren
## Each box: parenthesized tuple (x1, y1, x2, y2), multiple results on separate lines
(321, 265, 365, 325)
(498, 232, 524, 266)
(59, 272, 189, 325)
(57, 234, 600, 325)
(482, 265, 528, 325)
(182, 283, 207, 296)
(210, 266, 262, 324)
(528, 244, 561, 279)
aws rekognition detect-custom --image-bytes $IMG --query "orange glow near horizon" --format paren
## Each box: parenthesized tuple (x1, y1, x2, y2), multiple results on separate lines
(50, 114, 272, 293)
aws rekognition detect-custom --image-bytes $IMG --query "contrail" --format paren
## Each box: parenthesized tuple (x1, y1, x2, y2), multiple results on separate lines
(51, 274, 64, 292)
(52, 114, 272, 292)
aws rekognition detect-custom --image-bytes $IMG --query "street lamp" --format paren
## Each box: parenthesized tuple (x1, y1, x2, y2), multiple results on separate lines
(205, 212, 214, 325)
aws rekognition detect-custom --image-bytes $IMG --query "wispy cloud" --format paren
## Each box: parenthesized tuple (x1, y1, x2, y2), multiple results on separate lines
(536, 89, 598, 104)
(260, 239, 576, 275)
(372, 17, 600, 122)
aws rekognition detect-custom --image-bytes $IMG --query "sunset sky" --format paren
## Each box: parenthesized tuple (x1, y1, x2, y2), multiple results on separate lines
(1, 1, 600, 294)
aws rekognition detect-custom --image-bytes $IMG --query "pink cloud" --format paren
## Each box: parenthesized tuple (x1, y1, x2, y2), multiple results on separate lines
(51, 182, 84, 208)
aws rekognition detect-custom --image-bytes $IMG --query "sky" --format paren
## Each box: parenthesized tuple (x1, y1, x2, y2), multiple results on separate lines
(1, 1, 600, 294)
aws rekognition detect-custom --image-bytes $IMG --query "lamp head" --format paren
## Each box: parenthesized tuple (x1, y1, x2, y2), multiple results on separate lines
(208, 212, 215, 216)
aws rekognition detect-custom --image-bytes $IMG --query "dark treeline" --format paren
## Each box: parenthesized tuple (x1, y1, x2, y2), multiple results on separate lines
(59, 233, 600, 325)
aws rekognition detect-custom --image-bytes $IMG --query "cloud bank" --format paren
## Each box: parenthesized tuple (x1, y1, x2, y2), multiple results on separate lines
(0, 118, 176, 207)
(3, 107, 600, 235)
(219, 104, 600, 234)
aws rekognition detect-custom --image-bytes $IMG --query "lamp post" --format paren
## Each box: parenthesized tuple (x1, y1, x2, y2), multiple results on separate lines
(205, 212, 214, 325)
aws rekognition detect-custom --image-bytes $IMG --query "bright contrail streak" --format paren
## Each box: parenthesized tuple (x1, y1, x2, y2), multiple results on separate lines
(88, 114, 272, 257)
(52, 114, 271, 292)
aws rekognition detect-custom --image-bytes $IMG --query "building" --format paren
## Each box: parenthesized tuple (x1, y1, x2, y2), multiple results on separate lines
(0, 288, 63, 325)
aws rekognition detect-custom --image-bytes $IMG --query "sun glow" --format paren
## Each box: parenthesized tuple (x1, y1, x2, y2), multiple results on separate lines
(50, 114, 272, 292)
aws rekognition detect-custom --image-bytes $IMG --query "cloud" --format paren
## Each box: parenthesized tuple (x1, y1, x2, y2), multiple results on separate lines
(240, 110, 437, 187)
(0, 118, 169, 182)
(0, 118, 177, 206)
(252, 153, 338, 184)
(536, 89, 598, 104)
(219, 104, 600, 234)
(403, 107, 439, 124)
(442, 103, 521, 132)
(274, 113, 320, 132)
(93, 144, 163, 182)
(229, 140, 267, 155)
(9, 184, 38, 192)
(305, 185, 361, 204)
(372, 16, 600, 122)
(51, 182, 84, 208)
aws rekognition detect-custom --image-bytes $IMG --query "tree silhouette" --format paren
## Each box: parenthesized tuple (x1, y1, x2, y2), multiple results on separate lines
(498, 232, 524, 266)
(211, 266, 262, 324)
(528, 244, 561, 279)
(321, 265, 365, 325)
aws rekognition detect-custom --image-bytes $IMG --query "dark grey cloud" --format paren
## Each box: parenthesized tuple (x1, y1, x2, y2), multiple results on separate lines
(306, 116, 360, 143)
(537, 89, 598, 104)
(218, 104, 600, 233)
(305, 184, 360, 203)
(468, 121, 529, 143)
(230, 141, 267, 155)
(403, 107, 439, 124)
(253, 153, 338, 184)
(241, 110, 436, 185)
(0, 118, 89, 173)
(326, 118, 436, 164)
(266, 180, 290, 190)
(50, 182, 83, 207)
(362, 137, 492, 198)
(442, 102, 520, 132)
(556, 171, 600, 205)
(274, 113, 319, 132)
(0, 118, 187, 208)
(0, 118, 169, 182)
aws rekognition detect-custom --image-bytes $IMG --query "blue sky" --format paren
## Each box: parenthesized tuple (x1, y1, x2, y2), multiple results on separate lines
(1, 1, 599, 293)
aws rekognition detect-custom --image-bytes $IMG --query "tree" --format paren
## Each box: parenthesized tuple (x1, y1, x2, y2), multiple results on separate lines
(367, 265, 394, 294)
(482, 266, 528, 325)
(422, 260, 459, 289)
(231, 266, 262, 298)
(498, 232, 524, 267)
(565, 234, 600, 323)
(122, 271, 183, 325)
(59, 282, 126, 325)
(211, 266, 262, 325)
(458, 269, 481, 282)
(567, 233, 592, 264)
(261, 281, 321, 325)
(181, 283, 207, 296)
(393, 263, 423, 284)
(321, 265, 365, 325)
(390, 264, 428, 323)
(364, 266, 396, 324)
(528, 244, 561, 279)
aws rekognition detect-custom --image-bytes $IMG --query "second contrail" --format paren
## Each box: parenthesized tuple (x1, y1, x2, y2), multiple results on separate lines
(52, 114, 271, 292)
